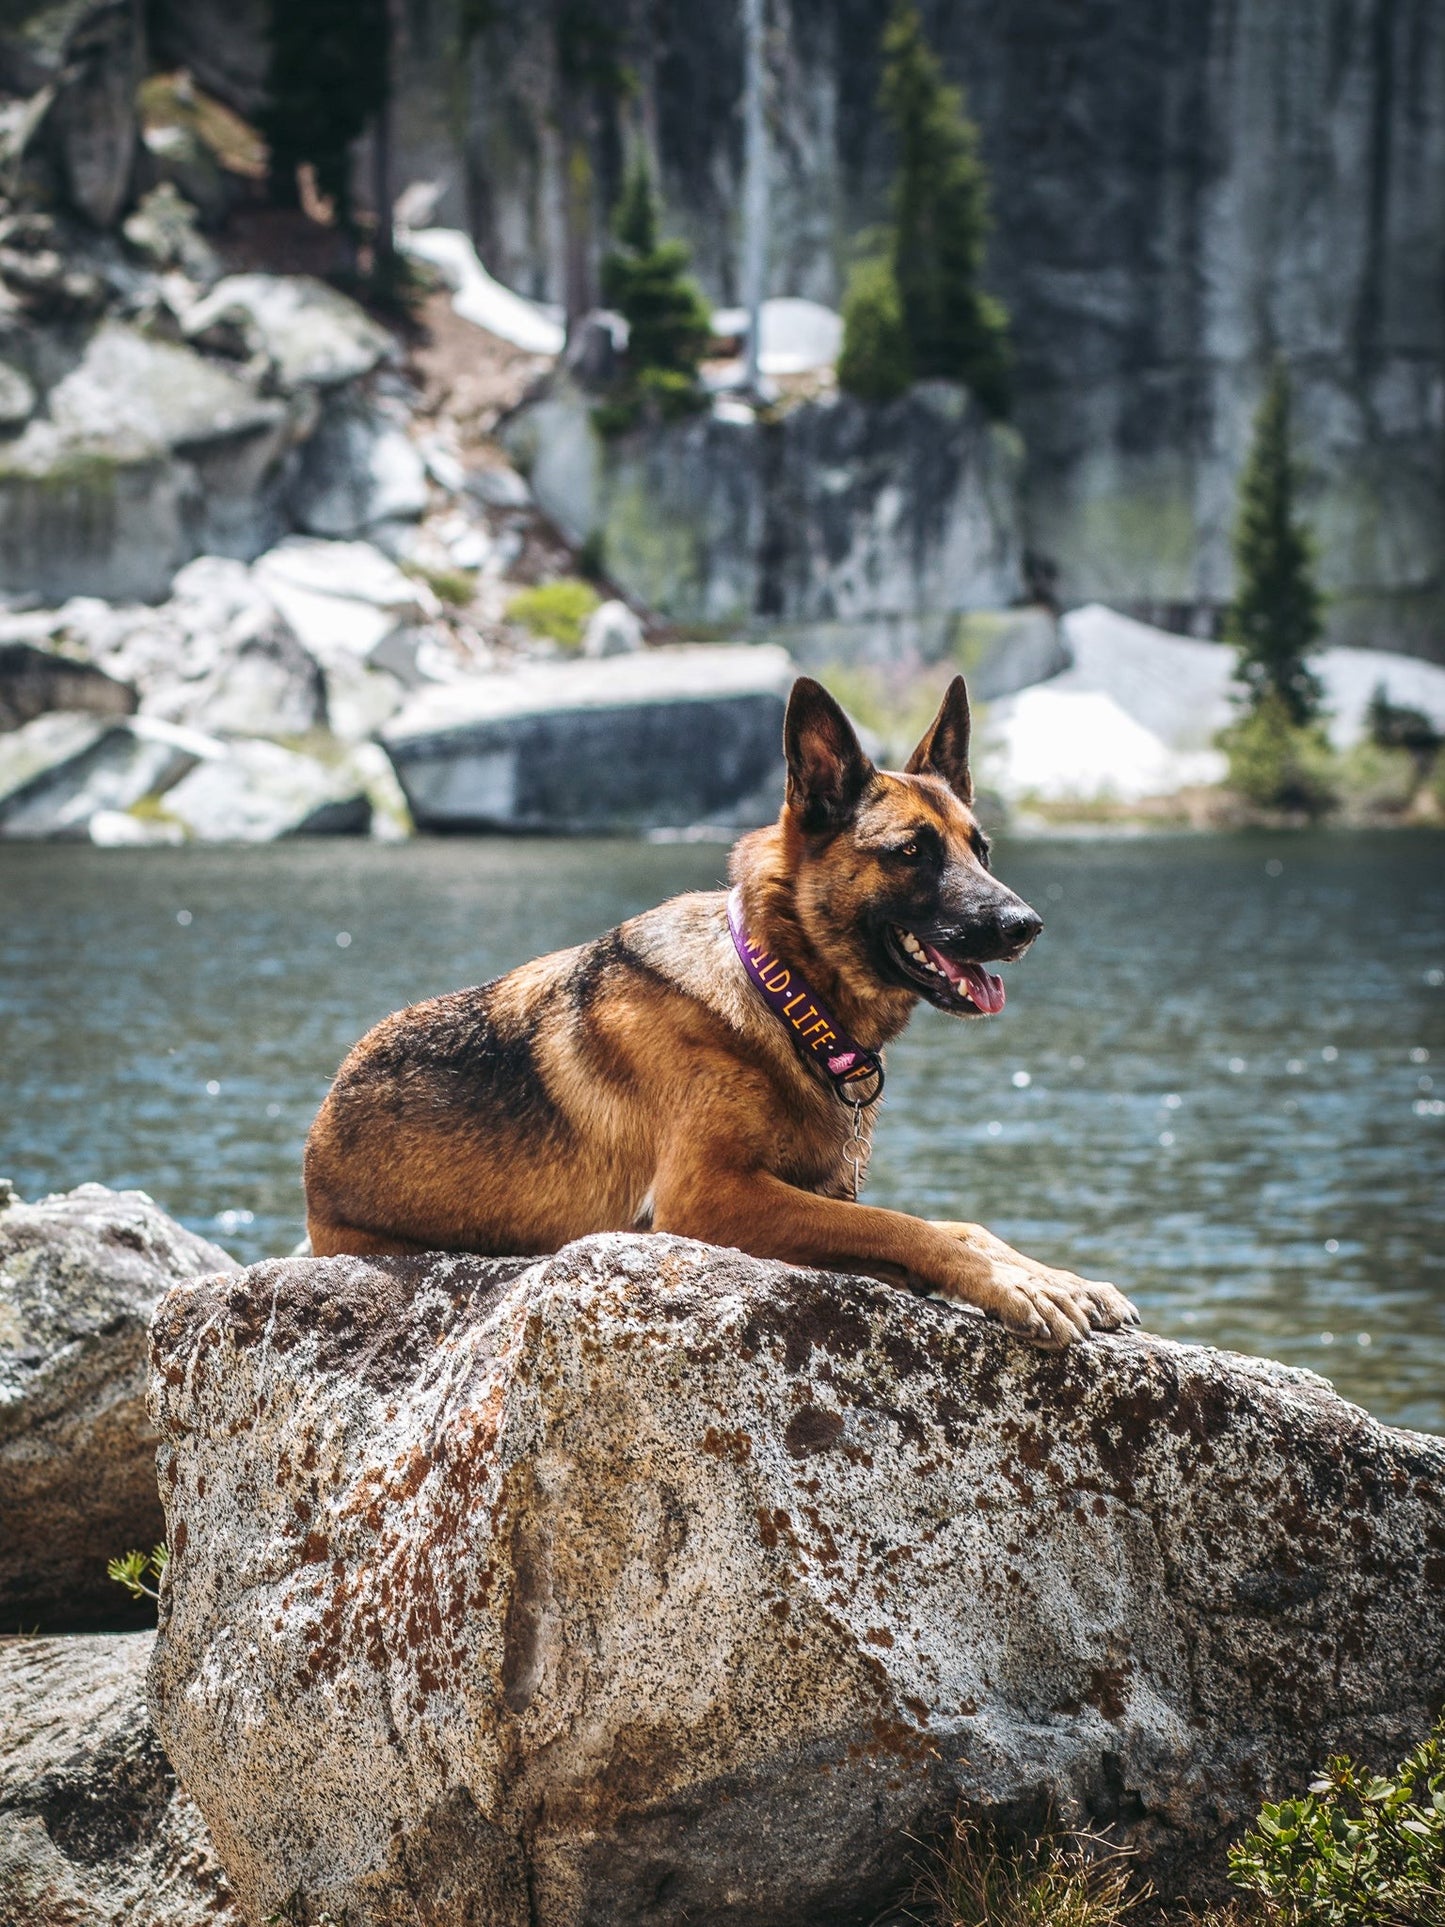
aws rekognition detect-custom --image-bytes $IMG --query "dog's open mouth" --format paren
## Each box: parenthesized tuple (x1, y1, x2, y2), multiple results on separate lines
(884, 925, 1007, 1015)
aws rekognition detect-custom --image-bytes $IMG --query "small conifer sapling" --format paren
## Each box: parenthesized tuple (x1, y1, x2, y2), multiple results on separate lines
(1225, 367, 1325, 726)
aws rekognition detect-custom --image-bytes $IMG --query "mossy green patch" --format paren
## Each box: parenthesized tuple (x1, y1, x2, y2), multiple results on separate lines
(0, 445, 127, 495)
(409, 565, 477, 608)
(506, 578, 602, 651)
(127, 793, 187, 829)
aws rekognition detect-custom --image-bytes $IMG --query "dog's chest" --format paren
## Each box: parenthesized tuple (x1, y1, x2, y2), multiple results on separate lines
(774, 1084, 877, 1200)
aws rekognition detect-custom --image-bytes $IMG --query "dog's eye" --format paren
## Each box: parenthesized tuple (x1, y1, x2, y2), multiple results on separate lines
(900, 840, 919, 860)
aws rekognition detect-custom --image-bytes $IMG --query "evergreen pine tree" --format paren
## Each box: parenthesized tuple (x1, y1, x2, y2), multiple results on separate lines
(612, 160, 657, 260)
(838, 5, 1009, 412)
(598, 159, 710, 423)
(1225, 368, 1324, 725)
(260, 0, 390, 227)
(881, 3, 1009, 412)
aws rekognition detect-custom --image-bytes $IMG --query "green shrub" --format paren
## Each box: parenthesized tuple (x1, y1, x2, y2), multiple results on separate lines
(911, 1815, 1147, 1927)
(837, 255, 913, 404)
(638, 365, 706, 419)
(1336, 740, 1420, 815)
(1218, 693, 1337, 815)
(1229, 1714, 1445, 1926)
(601, 162, 710, 377)
(506, 577, 600, 650)
(1365, 683, 1442, 758)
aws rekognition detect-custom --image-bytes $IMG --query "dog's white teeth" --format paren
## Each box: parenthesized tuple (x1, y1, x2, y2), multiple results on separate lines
(900, 929, 954, 983)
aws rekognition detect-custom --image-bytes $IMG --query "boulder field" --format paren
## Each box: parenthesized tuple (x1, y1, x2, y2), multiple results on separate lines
(145, 1234, 1445, 1927)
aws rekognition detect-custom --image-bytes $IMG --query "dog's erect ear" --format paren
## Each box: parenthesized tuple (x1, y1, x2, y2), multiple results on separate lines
(784, 678, 875, 832)
(905, 675, 973, 804)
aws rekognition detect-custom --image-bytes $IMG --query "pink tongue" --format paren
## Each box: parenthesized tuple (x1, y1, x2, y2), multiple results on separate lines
(923, 943, 1006, 1013)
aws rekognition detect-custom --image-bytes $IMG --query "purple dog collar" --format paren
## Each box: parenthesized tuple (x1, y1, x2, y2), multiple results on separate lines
(727, 887, 884, 1106)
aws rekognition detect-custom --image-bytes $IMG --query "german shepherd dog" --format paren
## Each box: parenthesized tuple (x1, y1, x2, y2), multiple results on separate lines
(305, 677, 1138, 1347)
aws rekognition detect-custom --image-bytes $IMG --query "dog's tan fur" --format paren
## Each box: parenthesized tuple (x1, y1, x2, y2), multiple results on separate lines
(304, 677, 1137, 1347)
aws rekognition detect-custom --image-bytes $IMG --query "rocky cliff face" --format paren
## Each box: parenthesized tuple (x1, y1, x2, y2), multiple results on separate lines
(502, 375, 1025, 647)
(390, 0, 1445, 657)
(148, 1235, 1445, 1926)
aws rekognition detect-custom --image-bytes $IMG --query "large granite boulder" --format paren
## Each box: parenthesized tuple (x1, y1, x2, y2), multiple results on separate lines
(0, 0, 142, 229)
(0, 713, 113, 823)
(182, 274, 394, 393)
(160, 736, 373, 842)
(162, 615, 329, 740)
(45, 319, 287, 464)
(43, 0, 143, 228)
(291, 393, 430, 538)
(0, 1183, 237, 1630)
(0, 427, 196, 605)
(147, 1236, 1445, 1927)
(0, 321, 304, 602)
(85, 554, 333, 742)
(0, 1631, 241, 1925)
(382, 643, 793, 832)
(0, 715, 219, 839)
(251, 534, 433, 658)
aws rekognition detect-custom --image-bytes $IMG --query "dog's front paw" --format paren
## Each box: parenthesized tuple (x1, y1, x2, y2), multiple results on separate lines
(929, 1222, 1140, 1348)
(992, 1264, 1093, 1348)
(1066, 1273, 1140, 1333)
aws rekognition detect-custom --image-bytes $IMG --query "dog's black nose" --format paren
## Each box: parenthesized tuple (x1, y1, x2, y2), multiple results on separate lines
(1001, 904, 1043, 949)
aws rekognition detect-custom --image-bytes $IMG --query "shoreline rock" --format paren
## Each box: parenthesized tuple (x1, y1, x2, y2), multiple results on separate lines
(0, 1182, 237, 1631)
(148, 1234, 1445, 1926)
(381, 643, 793, 833)
(0, 1631, 241, 1925)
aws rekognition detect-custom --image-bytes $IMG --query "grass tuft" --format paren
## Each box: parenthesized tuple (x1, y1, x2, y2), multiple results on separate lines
(904, 1816, 1149, 1927)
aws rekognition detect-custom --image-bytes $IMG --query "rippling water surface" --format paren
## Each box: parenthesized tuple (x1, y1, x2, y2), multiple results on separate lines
(1, 831, 1441, 1430)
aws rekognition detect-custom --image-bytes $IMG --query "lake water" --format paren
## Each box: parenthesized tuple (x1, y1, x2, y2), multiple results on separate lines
(1, 830, 1442, 1432)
